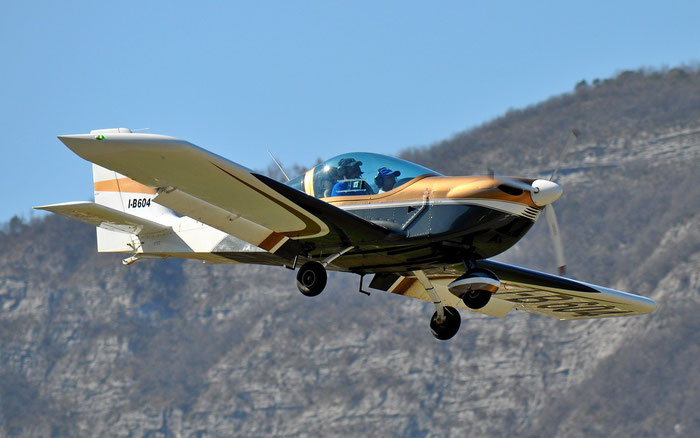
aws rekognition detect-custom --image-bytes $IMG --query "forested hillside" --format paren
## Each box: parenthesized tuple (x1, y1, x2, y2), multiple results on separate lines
(1, 68, 698, 437)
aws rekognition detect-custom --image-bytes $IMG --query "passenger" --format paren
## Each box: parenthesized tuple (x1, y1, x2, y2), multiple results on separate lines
(331, 158, 373, 196)
(375, 167, 401, 193)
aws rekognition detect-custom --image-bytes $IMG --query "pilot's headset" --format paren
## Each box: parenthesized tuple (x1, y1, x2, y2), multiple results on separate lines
(337, 158, 362, 179)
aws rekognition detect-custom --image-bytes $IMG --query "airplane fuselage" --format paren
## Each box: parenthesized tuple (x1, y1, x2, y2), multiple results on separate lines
(255, 174, 541, 274)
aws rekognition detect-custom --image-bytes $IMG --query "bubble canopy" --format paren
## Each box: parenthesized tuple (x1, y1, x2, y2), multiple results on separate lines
(286, 152, 441, 198)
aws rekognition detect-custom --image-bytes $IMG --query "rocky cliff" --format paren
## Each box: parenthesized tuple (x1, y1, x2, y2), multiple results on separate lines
(1, 68, 698, 437)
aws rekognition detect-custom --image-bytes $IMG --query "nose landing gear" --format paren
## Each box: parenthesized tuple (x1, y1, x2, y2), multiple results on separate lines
(461, 289, 492, 309)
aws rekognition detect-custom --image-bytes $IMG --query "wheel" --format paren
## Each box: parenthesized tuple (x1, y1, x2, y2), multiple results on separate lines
(461, 289, 492, 309)
(430, 306, 461, 340)
(296, 261, 327, 297)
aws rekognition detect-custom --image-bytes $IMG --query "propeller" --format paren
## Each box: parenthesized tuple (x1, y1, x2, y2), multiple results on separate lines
(542, 129, 579, 276)
(489, 129, 580, 276)
(544, 204, 566, 275)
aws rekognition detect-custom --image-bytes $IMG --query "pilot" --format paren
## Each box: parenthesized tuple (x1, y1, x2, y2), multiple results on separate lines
(375, 167, 401, 193)
(331, 158, 373, 196)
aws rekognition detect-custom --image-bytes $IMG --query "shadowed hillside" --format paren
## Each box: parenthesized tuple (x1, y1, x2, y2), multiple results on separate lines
(1, 67, 698, 437)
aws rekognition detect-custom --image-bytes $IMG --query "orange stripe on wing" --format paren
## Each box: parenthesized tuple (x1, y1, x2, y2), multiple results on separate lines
(94, 178, 156, 194)
(258, 232, 286, 252)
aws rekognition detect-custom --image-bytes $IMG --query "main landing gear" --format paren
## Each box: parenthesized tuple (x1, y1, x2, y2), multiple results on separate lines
(296, 261, 327, 297)
(295, 246, 354, 297)
(295, 252, 500, 341)
(414, 270, 461, 340)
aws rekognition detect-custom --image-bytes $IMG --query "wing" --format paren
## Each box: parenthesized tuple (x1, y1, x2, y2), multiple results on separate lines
(57, 133, 393, 258)
(371, 260, 656, 320)
(477, 260, 656, 319)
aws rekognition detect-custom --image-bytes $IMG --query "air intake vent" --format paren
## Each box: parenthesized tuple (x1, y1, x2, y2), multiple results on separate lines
(497, 184, 524, 196)
(522, 206, 540, 221)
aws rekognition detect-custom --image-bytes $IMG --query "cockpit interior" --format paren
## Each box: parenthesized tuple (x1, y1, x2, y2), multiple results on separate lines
(286, 152, 440, 198)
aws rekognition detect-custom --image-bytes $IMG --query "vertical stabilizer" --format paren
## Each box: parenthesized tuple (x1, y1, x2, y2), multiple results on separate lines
(89, 128, 177, 252)
(92, 164, 175, 220)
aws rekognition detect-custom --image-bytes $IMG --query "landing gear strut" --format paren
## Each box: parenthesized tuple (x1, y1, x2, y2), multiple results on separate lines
(414, 270, 462, 340)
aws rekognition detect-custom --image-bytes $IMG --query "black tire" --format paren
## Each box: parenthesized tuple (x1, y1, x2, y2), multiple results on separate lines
(462, 289, 492, 309)
(430, 306, 461, 340)
(296, 261, 327, 297)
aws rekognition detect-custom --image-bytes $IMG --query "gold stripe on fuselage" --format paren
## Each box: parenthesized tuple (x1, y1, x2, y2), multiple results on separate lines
(322, 175, 539, 209)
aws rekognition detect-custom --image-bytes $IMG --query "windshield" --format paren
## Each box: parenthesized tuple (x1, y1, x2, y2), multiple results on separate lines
(286, 152, 440, 198)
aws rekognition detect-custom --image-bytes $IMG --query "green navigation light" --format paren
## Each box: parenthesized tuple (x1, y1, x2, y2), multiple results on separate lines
(96, 135, 105, 140)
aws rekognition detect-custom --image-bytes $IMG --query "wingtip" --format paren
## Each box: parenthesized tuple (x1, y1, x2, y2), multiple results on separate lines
(642, 297, 658, 314)
(56, 134, 87, 146)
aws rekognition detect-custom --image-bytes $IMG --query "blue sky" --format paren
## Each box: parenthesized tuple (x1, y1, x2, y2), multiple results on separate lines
(2, 1, 699, 224)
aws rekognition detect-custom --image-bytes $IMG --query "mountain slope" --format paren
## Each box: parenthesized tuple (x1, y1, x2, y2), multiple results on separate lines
(1, 67, 698, 437)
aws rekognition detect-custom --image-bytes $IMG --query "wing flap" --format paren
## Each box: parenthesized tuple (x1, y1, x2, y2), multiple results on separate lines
(35, 201, 169, 235)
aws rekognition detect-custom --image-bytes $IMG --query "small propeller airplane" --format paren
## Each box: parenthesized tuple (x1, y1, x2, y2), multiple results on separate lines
(36, 128, 656, 340)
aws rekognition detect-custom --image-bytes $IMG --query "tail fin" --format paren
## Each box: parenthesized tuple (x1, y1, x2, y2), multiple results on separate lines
(36, 128, 180, 254)
(92, 164, 170, 219)
(89, 127, 175, 222)
(91, 163, 177, 252)
(89, 127, 177, 253)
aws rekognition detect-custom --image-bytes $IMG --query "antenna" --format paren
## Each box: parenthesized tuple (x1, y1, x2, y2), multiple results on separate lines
(131, 127, 151, 132)
(267, 150, 291, 182)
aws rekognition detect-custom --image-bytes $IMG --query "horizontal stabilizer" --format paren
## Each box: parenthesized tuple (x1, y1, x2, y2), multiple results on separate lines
(34, 201, 169, 235)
